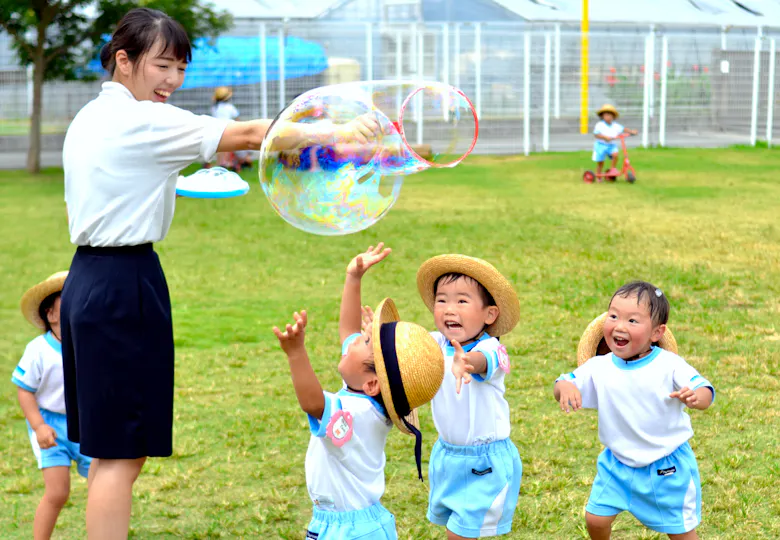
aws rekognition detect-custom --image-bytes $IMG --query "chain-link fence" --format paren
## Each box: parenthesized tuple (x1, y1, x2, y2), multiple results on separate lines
(1, 22, 778, 159)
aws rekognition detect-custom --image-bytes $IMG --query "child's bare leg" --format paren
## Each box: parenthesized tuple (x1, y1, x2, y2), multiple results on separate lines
(586, 512, 617, 540)
(596, 161, 605, 182)
(34, 466, 70, 540)
(610, 153, 618, 170)
(668, 531, 698, 540)
(447, 530, 469, 540)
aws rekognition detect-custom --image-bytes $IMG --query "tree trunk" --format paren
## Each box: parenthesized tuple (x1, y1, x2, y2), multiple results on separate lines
(26, 24, 47, 174)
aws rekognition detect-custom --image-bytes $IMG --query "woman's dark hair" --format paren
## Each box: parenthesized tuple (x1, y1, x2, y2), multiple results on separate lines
(38, 292, 61, 333)
(434, 273, 496, 307)
(100, 8, 192, 75)
(611, 281, 670, 326)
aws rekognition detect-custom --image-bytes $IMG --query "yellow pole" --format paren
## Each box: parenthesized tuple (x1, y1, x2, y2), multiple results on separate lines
(580, 0, 589, 134)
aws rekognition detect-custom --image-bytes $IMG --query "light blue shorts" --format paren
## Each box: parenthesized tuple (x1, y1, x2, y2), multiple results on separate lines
(427, 438, 522, 538)
(306, 503, 397, 540)
(27, 408, 91, 477)
(586, 442, 702, 534)
(592, 142, 619, 163)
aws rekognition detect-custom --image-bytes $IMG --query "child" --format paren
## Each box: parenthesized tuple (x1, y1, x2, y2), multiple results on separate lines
(211, 86, 252, 171)
(13, 271, 92, 540)
(273, 243, 444, 539)
(416, 254, 522, 539)
(554, 281, 715, 540)
(592, 104, 638, 180)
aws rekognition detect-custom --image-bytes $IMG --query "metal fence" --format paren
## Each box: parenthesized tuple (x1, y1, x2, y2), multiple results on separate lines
(1, 22, 779, 156)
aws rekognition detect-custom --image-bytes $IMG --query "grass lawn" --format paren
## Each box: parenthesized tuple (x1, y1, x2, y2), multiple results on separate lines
(1, 147, 778, 539)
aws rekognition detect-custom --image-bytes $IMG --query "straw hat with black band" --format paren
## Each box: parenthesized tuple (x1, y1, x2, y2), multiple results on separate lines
(596, 104, 619, 119)
(20, 271, 68, 330)
(576, 312, 678, 367)
(372, 298, 445, 480)
(417, 254, 520, 337)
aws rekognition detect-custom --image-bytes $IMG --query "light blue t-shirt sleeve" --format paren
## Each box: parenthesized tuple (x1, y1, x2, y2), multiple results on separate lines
(471, 338, 502, 382)
(308, 391, 341, 437)
(341, 333, 362, 356)
(673, 359, 715, 403)
(11, 341, 42, 393)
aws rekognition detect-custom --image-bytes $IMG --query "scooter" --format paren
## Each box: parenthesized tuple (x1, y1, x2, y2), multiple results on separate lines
(583, 133, 637, 184)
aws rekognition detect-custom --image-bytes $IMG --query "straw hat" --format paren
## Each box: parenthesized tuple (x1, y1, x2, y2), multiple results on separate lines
(597, 104, 619, 118)
(372, 298, 444, 435)
(576, 312, 678, 366)
(417, 255, 520, 337)
(213, 86, 233, 102)
(20, 271, 68, 330)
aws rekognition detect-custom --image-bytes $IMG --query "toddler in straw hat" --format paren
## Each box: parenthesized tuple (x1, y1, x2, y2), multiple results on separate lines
(273, 243, 444, 540)
(415, 255, 522, 539)
(12, 271, 92, 539)
(554, 281, 715, 540)
(592, 104, 638, 180)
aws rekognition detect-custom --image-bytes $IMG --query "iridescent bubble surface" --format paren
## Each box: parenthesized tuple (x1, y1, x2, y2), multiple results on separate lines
(259, 80, 478, 235)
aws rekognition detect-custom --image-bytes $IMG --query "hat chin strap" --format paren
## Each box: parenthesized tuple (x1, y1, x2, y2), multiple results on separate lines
(380, 322, 424, 482)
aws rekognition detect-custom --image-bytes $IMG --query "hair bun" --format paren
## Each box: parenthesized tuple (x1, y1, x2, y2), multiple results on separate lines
(99, 42, 113, 71)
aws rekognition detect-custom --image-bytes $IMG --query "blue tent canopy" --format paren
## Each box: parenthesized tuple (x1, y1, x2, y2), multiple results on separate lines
(86, 35, 328, 89)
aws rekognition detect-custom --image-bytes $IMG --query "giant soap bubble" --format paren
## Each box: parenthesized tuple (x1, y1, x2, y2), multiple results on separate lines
(259, 80, 478, 235)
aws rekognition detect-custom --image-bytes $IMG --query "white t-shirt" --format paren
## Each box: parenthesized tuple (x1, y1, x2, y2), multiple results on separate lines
(430, 332, 511, 446)
(63, 82, 229, 247)
(305, 389, 392, 512)
(11, 333, 66, 414)
(593, 120, 624, 145)
(212, 102, 239, 121)
(557, 347, 715, 467)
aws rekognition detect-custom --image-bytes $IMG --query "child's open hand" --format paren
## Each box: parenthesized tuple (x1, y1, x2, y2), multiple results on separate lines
(35, 424, 57, 449)
(557, 381, 582, 413)
(451, 340, 475, 394)
(273, 310, 308, 354)
(346, 243, 391, 279)
(361, 305, 374, 335)
(670, 386, 699, 408)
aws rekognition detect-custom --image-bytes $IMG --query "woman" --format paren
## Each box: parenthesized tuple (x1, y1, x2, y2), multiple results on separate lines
(60, 8, 377, 539)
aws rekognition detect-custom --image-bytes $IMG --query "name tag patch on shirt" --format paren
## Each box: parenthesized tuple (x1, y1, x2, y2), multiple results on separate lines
(326, 409, 354, 447)
(657, 466, 677, 476)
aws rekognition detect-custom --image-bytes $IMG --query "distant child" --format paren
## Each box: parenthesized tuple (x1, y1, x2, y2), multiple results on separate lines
(416, 255, 522, 539)
(592, 104, 638, 180)
(12, 272, 92, 540)
(273, 244, 444, 540)
(554, 281, 715, 540)
(211, 86, 252, 171)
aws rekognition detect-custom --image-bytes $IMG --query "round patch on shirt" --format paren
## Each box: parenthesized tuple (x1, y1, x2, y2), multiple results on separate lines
(326, 410, 354, 447)
(497, 344, 510, 374)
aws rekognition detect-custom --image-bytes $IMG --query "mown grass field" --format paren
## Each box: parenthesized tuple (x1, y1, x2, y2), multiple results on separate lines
(1, 147, 778, 538)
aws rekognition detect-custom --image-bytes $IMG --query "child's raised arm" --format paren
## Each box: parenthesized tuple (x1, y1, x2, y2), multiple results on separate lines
(273, 310, 325, 419)
(339, 243, 391, 343)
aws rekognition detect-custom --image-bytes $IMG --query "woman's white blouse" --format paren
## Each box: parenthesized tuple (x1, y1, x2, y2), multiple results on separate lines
(63, 82, 229, 246)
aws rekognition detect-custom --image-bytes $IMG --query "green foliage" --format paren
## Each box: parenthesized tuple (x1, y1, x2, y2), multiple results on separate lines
(1, 148, 779, 538)
(0, 0, 232, 80)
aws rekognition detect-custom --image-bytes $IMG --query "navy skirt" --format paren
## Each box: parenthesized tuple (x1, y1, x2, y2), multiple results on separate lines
(61, 244, 174, 458)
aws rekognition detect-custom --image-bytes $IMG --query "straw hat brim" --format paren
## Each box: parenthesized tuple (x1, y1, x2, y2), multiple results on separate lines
(20, 271, 68, 330)
(214, 87, 233, 101)
(597, 105, 619, 118)
(577, 312, 678, 366)
(417, 255, 520, 337)
(372, 298, 421, 435)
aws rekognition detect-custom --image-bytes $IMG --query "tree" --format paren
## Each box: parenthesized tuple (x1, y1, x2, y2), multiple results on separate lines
(0, 1, 232, 174)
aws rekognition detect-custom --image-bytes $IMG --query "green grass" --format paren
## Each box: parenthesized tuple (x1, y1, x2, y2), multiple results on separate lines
(0, 119, 69, 136)
(1, 147, 779, 538)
